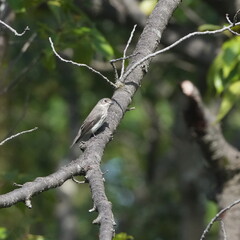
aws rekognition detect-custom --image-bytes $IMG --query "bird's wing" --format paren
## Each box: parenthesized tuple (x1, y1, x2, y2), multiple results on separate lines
(80, 111, 102, 136)
(70, 110, 102, 148)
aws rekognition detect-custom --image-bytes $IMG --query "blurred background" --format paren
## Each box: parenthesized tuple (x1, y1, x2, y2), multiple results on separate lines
(0, 0, 240, 239)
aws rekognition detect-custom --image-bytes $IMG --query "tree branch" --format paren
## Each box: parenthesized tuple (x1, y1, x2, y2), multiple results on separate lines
(48, 37, 117, 88)
(121, 20, 240, 82)
(180, 80, 240, 171)
(0, 127, 38, 146)
(0, 1, 181, 239)
(0, 20, 29, 36)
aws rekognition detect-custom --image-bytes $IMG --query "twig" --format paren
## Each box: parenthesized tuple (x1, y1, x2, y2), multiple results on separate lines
(233, 9, 240, 26)
(220, 220, 227, 240)
(48, 37, 117, 88)
(200, 198, 240, 240)
(110, 53, 138, 82)
(110, 60, 119, 81)
(0, 20, 29, 36)
(110, 53, 139, 64)
(0, 127, 38, 146)
(226, 14, 232, 24)
(121, 20, 240, 82)
(120, 24, 137, 79)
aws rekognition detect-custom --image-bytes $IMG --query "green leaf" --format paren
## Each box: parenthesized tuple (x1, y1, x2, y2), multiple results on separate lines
(0, 227, 7, 240)
(208, 56, 224, 94)
(217, 81, 240, 121)
(73, 27, 91, 36)
(90, 28, 114, 60)
(48, 0, 61, 7)
(228, 81, 240, 95)
(208, 37, 240, 94)
(113, 233, 134, 240)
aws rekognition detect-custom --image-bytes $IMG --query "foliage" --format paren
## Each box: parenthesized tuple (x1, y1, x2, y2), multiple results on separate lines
(0, 228, 7, 240)
(113, 233, 134, 240)
(208, 36, 240, 120)
(1, 1, 239, 240)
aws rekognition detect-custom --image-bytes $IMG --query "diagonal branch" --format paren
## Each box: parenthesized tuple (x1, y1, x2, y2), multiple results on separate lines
(0, 1, 181, 240)
(200, 198, 240, 240)
(0, 127, 38, 146)
(180, 80, 240, 171)
(0, 20, 29, 36)
(121, 19, 240, 82)
(48, 37, 117, 88)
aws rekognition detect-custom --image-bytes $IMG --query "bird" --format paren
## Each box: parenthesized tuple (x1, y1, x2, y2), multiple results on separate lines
(70, 98, 113, 148)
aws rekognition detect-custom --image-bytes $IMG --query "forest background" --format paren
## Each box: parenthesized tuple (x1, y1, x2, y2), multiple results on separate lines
(0, 0, 240, 240)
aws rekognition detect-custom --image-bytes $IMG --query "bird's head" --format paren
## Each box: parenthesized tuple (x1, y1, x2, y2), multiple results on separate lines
(99, 98, 113, 108)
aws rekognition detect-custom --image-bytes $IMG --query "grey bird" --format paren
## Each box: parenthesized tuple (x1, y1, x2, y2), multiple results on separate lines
(70, 98, 113, 148)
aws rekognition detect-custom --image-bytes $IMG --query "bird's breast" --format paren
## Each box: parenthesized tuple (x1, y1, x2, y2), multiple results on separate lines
(91, 112, 108, 134)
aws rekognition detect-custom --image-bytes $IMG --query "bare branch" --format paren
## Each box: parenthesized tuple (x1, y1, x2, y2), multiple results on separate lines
(0, 160, 83, 208)
(233, 9, 240, 26)
(200, 199, 240, 240)
(220, 220, 227, 240)
(0, 20, 29, 36)
(48, 37, 117, 88)
(180, 80, 240, 170)
(121, 20, 240, 82)
(0, 127, 38, 146)
(120, 24, 137, 79)
(110, 53, 138, 82)
(0, 1, 182, 240)
(0, 154, 115, 240)
(226, 14, 233, 24)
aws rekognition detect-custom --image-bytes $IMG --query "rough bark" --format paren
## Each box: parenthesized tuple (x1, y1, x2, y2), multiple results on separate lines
(0, 1, 182, 239)
(180, 80, 240, 240)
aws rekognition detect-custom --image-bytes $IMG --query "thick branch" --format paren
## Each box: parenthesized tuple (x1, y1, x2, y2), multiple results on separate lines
(180, 80, 240, 171)
(0, 160, 83, 208)
(0, 1, 181, 239)
(181, 81, 240, 240)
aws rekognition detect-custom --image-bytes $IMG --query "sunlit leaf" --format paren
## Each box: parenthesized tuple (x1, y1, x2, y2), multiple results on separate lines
(73, 27, 91, 36)
(208, 37, 240, 95)
(0, 227, 7, 240)
(217, 81, 240, 121)
(48, 0, 61, 7)
(90, 28, 114, 60)
(228, 81, 240, 95)
(113, 232, 134, 240)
